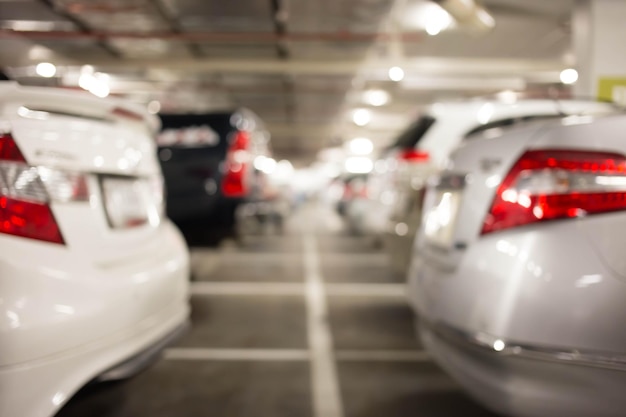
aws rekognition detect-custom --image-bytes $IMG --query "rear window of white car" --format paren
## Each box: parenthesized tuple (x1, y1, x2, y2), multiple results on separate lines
(392, 115, 436, 149)
(463, 114, 563, 140)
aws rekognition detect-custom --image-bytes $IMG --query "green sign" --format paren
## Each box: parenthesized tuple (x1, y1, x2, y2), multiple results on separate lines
(597, 77, 626, 104)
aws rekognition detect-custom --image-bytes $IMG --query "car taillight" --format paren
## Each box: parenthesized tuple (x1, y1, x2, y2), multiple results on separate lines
(399, 148, 429, 163)
(221, 130, 250, 197)
(482, 149, 626, 235)
(0, 133, 89, 244)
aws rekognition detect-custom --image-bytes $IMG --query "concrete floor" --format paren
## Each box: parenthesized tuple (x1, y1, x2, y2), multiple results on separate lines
(56, 203, 501, 417)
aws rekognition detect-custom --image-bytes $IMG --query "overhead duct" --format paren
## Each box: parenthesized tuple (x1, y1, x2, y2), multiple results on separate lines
(433, 0, 496, 34)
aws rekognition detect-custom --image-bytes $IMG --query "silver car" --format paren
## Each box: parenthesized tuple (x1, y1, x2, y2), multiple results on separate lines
(408, 113, 626, 417)
(383, 98, 616, 276)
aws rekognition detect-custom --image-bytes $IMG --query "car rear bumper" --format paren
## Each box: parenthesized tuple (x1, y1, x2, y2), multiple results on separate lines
(0, 300, 189, 417)
(419, 319, 626, 417)
(96, 318, 189, 382)
(0, 220, 190, 417)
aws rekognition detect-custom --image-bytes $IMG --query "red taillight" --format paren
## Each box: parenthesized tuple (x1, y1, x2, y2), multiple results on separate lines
(221, 130, 250, 197)
(482, 149, 626, 235)
(0, 133, 65, 244)
(399, 148, 429, 163)
(0, 197, 64, 243)
(0, 133, 26, 162)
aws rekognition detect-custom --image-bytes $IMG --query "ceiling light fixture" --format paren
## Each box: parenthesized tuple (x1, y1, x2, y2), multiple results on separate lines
(363, 90, 390, 107)
(560, 68, 579, 85)
(352, 109, 371, 126)
(348, 137, 374, 155)
(434, 0, 495, 33)
(388, 66, 405, 82)
(35, 62, 56, 78)
(345, 157, 373, 174)
(424, 6, 453, 36)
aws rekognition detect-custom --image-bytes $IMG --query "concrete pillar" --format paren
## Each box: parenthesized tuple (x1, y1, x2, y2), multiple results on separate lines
(573, 0, 626, 103)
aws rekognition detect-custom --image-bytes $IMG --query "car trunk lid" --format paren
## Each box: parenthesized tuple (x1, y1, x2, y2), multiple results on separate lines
(1, 83, 165, 264)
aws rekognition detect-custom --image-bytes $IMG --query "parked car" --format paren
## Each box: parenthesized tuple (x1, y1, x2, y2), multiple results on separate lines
(334, 173, 369, 234)
(407, 113, 626, 417)
(380, 98, 617, 275)
(157, 109, 271, 237)
(0, 83, 190, 417)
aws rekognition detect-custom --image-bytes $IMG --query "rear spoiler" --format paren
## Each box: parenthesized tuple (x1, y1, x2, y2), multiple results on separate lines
(0, 82, 160, 134)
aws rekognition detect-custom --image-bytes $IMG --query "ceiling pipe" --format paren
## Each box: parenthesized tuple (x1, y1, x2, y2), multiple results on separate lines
(36, 0, 122, 58)
(0, 29, 425, 43)
(432, 0, 495, 33)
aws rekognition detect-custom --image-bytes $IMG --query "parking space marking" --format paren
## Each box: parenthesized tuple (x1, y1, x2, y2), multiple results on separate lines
(190, 282, 406, 297)
(164, 348, 432, 363)
(164, 348, 310, 361)
(304, 233, 344, 417)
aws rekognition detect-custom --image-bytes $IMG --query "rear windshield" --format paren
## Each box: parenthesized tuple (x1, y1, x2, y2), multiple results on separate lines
(158, 113, 234, 149)
(391, 115, 436, 149)
(463, 114, 563, 139)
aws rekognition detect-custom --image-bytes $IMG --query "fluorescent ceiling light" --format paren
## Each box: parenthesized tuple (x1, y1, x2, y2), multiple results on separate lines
(402, 2, 455, 34)
(35, 62, 56, 78)
(560, 68, 578, 85)
(435, 0, 495, 33)
(347, 138, 374, 155)
(345, 157, 373, 174)
(425, 6, 454, 35)
(363, 89, 390, 107)
(388, 66, 405, 82)
(352, 109, 371, 126)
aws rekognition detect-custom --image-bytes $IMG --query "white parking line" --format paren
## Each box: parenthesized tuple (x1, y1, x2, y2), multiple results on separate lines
(164, 348, 309, 361)
(190, 282, 407, 297)
(163, 348, 432, 363)
(304, 233, 344, 417)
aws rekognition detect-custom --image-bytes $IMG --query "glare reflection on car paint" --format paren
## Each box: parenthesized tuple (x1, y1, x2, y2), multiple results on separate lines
(53, 305, 75, 315)
(132, 272, 150, 284)
(496, 239, 559, 284)
(52, 392, 65, 406)
(424, 192, 453, 238)
(93, 156, 104, 167)
(493, 339, 506, 352)
(117, 158, 129, 170)
(575, 274, 603, 288)
(6, 310, 20, 329)
(38, 267, 69, 280)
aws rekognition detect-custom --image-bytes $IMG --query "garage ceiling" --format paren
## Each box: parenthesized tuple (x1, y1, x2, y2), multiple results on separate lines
(0, 0, 576, 163)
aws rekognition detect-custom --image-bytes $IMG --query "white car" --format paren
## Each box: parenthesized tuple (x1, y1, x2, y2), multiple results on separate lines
(380, 98, 617, 275)
(0, 83, 190, 417)
(408, 113, 626, 417)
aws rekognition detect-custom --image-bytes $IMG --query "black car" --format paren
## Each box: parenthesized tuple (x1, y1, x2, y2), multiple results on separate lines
(157, 109, 271, 237)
